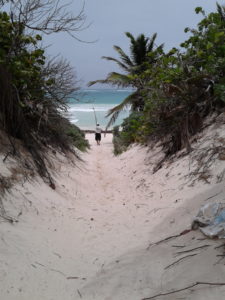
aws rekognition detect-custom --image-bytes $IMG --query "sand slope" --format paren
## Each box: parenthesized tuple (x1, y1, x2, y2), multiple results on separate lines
(1, 126, 225, 300)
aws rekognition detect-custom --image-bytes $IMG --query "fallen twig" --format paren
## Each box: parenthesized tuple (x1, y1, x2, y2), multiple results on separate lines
(49, 268, 66, 277)
(0, 213, 18, 223)
(0, 198, 18, 223)
(31, 264, 37, 268)
(205, 191, 223, 201)
(147, 229, 192, 250)
(3, 151, 12, 162)
(35, 261, 46, 267)
(175, 244, 210, 255)
(53, 252, 62, 259)
(215, 244, 225, 250)
(142, 282, 225, 299)
(164, 253, 198, 270)
(171, 245, 186, 248)
(214, 255, 225, 265)
(34, 262, 66, 277)
(77, 289, 82, 298)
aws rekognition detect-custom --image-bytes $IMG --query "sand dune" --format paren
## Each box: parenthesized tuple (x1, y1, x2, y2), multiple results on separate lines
(1, 125, 225, 299)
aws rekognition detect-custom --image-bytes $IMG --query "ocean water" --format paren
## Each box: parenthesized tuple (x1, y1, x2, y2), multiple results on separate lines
(67, 89, 133, 130)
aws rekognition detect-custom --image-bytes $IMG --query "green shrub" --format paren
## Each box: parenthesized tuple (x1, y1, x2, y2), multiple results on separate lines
(66, 124, 89, 152)
(112, 126, 125, 155)
(112, 112, 144, 155)
(0, 11, 81, 185)
(113, 4, 225, 158)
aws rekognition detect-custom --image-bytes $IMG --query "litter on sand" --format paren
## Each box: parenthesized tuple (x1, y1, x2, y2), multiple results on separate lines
(192, 202, 225, 239)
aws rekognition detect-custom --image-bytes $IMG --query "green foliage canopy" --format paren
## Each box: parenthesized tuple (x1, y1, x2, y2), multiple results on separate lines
(112, 4, 225, 157)
(0, 10, 88, 184)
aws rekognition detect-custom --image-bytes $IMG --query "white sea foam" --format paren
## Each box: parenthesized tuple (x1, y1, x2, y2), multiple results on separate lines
(69, 106, 131, 112)
(81, 89, 98, 93)
(68, 88, 132, 128)
(68, 106, 110, 112)
(71, 118, 79, 123)
(116, 89, 134, 92)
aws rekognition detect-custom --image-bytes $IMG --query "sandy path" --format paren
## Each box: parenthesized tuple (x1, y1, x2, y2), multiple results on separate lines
(0, 134, 153, 300)
(1, 130, 225, 300)
(76, 134, 225, 300)
(70, 134, 152, 274)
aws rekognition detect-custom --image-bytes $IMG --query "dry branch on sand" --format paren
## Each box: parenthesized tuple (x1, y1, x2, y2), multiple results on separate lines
(146, 229, 192, 250)
(0, 198, 18, 223)
(164, 253, 198, 270)
(174, 244, 211, 255)
(142, 282, 225, 299)
(188, 142, 225, 184)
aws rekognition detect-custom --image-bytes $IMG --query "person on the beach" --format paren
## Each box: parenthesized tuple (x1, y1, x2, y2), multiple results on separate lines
(95, 124, 102, 145)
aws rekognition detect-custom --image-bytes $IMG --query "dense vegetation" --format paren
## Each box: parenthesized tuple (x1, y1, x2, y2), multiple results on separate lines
(0, 1, 89, 186)
(90, 4, 225, 157)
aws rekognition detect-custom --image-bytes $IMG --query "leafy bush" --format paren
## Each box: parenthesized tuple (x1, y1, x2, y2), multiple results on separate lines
(112, 126, 125, 155)
(112, 112, 144, 155)
(0, 11, 84, 185)
(139, 4, 225, 156)
(110, 4, 225, 158)
(66, 124, 89, 152)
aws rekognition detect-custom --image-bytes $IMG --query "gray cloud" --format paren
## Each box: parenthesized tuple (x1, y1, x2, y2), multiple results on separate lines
(46, 0, 224, 87)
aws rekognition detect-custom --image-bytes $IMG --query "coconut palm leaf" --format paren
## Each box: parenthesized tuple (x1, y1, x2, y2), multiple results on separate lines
(89, 32, 162, 119)
(148, 33, 157, 52)
(217, 3, 225, 21)
(113, 45, 134, 67)
(105, 91, 140, 129)
(105, 110, 120, 130)
(126, 33, 149, 65)
(89, 32, 161, 89)
(102, 56, 130, 72)
(125, 32, 136, 44)
(156, 43, 164, 54)
(88, 72, 132, 87)
(134, 34, 149, 65)
(106, 94, 134, 117)
(126, 32, 161, 67)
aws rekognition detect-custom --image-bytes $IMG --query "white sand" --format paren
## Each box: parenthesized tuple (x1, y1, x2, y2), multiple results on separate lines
(1, 124, 225, 300)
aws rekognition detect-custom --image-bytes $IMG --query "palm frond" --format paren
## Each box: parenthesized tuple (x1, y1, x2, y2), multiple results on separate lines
(216, 3, 225, 21)
(88, 72, 132, 87)
(105, 91, 139, 129)
(106, 72, 133, 86)
(106, 92, 139, 117)
(125, 32, 135, 44)
(156, 43, 164, 53)
(105, 110, 120, 130)
(113, 45, 134, 67)
(148, 33, 157, 52)
(130, 34, 149, 65)
(106, 95, 132, 117)
(102, 56, 129, 71)
(88, 79, 107, 86)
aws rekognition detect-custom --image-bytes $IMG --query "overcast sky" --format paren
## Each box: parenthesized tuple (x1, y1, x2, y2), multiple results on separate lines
(46, 0, 224, 88)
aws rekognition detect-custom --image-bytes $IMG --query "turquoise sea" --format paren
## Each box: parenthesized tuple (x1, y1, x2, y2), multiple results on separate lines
(67, 89, 133, 130)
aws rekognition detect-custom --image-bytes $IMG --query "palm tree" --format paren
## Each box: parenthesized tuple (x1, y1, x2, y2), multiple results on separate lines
(88, 32, 163, 128)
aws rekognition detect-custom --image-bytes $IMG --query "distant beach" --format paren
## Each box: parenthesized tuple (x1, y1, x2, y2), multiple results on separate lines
(67, 89, 133, 130)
